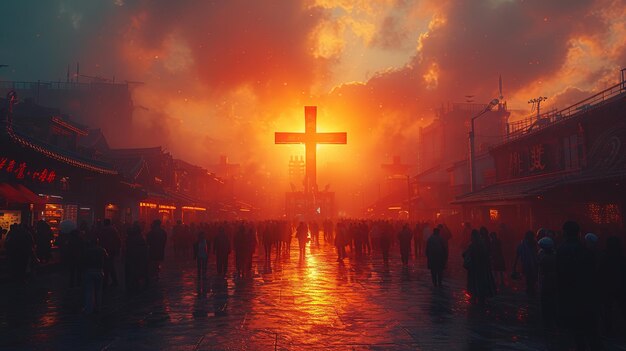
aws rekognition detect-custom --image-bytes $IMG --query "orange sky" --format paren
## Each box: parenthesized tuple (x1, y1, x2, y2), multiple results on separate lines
(4, 0, 625, 215)
(107, 0, 626, 215)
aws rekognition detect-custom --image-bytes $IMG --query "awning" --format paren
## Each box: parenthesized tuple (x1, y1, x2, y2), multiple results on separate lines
(451, 175, 564, 204)
(0, 183, 44, 204)
(452, 168, 626, 205)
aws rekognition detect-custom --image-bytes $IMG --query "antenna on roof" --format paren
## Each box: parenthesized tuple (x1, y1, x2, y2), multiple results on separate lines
(499, 75, 503, 100)
(528, 96, 548, 121)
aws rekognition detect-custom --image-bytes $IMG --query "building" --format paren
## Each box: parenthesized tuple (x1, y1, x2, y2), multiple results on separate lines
(414, 102, 510, 221)
(0, 80, 133, 145)
(454, 81, 626, 237)
(418, 102, 509, 174)
(0, 96, 140, 239)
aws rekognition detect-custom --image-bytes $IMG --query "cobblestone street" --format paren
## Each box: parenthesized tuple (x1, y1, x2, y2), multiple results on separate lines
(1, 240, 625, 351)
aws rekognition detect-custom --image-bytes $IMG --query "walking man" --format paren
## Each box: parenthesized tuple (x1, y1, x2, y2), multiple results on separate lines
(426, 227, 448, 287)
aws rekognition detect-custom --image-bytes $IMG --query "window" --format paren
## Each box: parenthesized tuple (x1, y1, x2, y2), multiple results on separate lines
(489, 209, 499, 221)
(587, 203, 621, 224)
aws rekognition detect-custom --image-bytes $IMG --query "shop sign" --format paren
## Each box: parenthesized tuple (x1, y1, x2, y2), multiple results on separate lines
(505, 143, 551, 179)
(0, 155, 57, 183)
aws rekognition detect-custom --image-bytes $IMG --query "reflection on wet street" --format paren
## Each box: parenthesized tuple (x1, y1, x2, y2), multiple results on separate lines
(1, 240, 625, 350)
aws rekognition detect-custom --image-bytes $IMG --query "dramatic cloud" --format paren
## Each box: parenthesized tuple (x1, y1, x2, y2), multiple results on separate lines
(1, 0, 624, 214)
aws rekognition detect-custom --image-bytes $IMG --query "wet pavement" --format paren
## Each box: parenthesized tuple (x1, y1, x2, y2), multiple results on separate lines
(1, 239, 625, 351)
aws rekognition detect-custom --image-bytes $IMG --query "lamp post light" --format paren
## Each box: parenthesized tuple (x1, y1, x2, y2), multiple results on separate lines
(469, 98, 499, 193)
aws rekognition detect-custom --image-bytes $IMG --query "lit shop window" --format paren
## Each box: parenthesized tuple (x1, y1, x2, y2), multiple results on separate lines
(489, 209, 499, 221)
(587, 203, 621, 224)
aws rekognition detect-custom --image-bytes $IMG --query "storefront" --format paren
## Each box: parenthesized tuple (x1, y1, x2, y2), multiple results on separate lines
(181, 206, 207, 223)
(455, 85, 626, 238)
(0, 109, 128, 240)
(138, 201, 176, 225)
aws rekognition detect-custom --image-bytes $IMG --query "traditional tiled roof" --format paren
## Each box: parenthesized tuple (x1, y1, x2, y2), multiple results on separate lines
(1, 121, 118, 175)
(108, 147, 164, 157)
(108, 155, 147, 180)
(51, 116, 88, 136)
(79, 129, 110, 150)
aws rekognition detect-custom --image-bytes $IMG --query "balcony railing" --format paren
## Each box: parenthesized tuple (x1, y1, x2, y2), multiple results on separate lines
(503, 81, 626, 143)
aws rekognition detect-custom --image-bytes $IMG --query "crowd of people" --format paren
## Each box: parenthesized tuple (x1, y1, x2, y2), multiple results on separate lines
(459, 221, 626, 350)
(2, 217, 625, 349)
(2, 220, 53, 282)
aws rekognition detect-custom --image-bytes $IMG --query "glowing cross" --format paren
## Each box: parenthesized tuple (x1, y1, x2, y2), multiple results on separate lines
(275, 106, 347, 194)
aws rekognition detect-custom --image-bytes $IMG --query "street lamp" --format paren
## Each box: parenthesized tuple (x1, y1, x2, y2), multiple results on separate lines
(469, 98, 499, 193)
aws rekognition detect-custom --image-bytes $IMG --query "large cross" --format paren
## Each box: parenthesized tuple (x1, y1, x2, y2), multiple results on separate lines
(275, 106, 347, 194)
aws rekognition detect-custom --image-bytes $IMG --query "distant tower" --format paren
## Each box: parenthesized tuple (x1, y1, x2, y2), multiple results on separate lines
(288, 155, 305, 189)
(381, 155, 410, 176)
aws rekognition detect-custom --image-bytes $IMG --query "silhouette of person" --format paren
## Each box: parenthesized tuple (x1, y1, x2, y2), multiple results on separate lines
(335, 222, 347, 262)
(125, 222, 148, 292)
(310, 221, 320, 246)
(194, 231, 209, 293)
(420, 222, 432, 257)
(98, 219, 121, 288)
(598, 236, 626, 335)
(296, 222, 309, 260)
(5, 223, 33, 282)
(261, 222, 274, 268)
(35, 219, 53, 264)
(380, 222, 392, 266)
(323, 219, 334, 243)
(514, 230, 539, 297)
(67, 228, 84, 288)
(426, 227, 447, 287)
(537, 237, 557, 330)
(82, 234, 107, 314)
(245, 224, 257, 276)
(463, 229, 494, 304)
(172, 220, 185, 259)
(354, 222, 364, 258)
(234, 224, 246, 277)
(146, 220, 167, 282)
(413, 222, 422, 259)
(398, 224, 412, 267)
(214, 225, 230, 278)
(489, 232, 506, 286)
(556, 220, 602, 350)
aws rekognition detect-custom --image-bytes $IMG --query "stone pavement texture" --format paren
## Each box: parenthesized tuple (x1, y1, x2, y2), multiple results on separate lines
(1, 239, 625, 351)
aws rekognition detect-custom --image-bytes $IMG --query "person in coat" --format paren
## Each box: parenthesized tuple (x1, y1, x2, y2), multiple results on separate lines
(426, 227, 448, 287)
(146, 220, 167, 282)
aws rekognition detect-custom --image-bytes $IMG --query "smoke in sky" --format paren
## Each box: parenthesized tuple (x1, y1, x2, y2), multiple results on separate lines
(1, 0, 625, 215)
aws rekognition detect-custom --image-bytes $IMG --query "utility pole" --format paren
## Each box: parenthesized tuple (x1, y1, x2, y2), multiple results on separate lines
(528, 96, 548, 122)
(469, 99, 500, 193)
